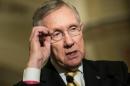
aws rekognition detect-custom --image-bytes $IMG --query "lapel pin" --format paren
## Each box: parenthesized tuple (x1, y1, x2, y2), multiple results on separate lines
(96, 75, 101, 79)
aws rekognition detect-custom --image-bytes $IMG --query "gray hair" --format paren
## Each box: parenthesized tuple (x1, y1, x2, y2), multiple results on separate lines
(32, 0, 80, 26)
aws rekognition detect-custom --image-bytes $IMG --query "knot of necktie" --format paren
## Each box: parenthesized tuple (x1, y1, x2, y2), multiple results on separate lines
(65, 71, 79, 86)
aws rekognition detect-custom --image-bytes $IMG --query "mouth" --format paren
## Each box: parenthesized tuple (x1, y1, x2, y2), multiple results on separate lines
(65, 50, 79, 59)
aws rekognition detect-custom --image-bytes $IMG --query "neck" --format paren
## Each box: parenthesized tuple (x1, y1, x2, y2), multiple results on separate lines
(51, 58, 81, 72)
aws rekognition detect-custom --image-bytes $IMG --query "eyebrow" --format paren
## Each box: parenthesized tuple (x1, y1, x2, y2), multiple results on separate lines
(50, 28, 63, 35)
(68, 24, 79, 28)
(51, 23, 79, 32)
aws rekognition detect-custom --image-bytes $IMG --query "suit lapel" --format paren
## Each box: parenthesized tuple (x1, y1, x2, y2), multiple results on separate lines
(83, 59, 101, 86)
(40, 60, 66, 86)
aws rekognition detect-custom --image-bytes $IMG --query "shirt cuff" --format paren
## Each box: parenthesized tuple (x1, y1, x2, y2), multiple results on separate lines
(23, 68, 41, 83)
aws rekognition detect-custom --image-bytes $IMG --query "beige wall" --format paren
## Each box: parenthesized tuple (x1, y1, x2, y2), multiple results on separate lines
(83, 0, 130, 72)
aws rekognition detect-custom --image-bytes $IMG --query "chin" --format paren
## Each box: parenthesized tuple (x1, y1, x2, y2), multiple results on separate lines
(66, 59, 81, 69)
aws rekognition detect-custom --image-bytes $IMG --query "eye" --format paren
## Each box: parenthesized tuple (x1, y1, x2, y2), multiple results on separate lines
(69, 27, 78, 32)
(51, 30, 63, 41)
(52, 31, 62, 37)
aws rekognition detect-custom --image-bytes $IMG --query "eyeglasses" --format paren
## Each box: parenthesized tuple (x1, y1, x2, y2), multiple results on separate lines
(50, 25, 81, 43)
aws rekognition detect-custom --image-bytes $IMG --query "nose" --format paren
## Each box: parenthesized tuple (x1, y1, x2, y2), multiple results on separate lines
(64, 32, 74, 48)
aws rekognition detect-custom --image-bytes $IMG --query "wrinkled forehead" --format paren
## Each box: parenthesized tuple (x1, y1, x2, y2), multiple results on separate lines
(41, 5, 80, 30)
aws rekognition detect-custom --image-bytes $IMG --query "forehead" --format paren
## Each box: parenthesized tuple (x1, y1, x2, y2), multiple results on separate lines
(41, 6, 79, 30)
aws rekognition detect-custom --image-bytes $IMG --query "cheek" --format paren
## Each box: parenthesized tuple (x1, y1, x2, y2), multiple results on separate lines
(74, 35, 85, 53)
(80, 38, 85, 52)
(51, 42, 65, 58)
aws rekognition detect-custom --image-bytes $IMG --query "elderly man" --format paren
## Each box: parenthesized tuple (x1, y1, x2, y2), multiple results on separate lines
(15, 0, 129, 86)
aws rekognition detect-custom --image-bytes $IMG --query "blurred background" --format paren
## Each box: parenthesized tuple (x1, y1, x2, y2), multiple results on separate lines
(0, 0, 130, 85)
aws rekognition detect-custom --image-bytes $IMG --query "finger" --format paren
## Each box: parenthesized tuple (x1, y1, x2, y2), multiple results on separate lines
(44, 36, 51, 48)
(41, 36, 51, 58)
(29, 26, 49, 42)
(30, 26, 49, 40)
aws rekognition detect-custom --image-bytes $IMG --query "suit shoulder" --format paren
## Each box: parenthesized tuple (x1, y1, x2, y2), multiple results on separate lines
(83, 59, 128, 73)
(83, 59, 127, 68)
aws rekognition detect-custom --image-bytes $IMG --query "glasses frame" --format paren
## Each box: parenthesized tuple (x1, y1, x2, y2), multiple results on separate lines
(50, 24, 82, 43)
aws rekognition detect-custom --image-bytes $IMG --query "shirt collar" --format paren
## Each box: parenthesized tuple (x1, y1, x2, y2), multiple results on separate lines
(51, 58, 83, 74)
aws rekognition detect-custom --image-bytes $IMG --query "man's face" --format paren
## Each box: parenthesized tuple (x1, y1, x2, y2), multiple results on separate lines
(42, 6, 85, 69)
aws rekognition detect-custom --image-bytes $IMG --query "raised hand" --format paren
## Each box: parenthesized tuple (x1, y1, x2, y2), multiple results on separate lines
(27, 26, 51, 69)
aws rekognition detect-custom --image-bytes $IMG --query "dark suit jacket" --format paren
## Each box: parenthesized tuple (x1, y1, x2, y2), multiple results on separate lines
(14, 59, 129, 86)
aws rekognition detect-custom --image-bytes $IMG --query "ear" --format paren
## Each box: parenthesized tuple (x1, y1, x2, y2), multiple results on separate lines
(80, 22, 84, 31)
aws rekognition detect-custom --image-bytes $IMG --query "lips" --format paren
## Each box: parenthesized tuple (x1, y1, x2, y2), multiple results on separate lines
(66, 50, 77, 55)
(65, 50, 78, 59)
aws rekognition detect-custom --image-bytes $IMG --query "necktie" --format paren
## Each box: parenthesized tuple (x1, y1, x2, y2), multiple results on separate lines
(65, 71, 80, 86)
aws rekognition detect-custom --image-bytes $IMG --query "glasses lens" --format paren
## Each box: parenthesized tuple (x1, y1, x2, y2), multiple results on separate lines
(51, 26, 81, 43)
(69, 27, 81, 36)
(51, 31, 63, 41)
